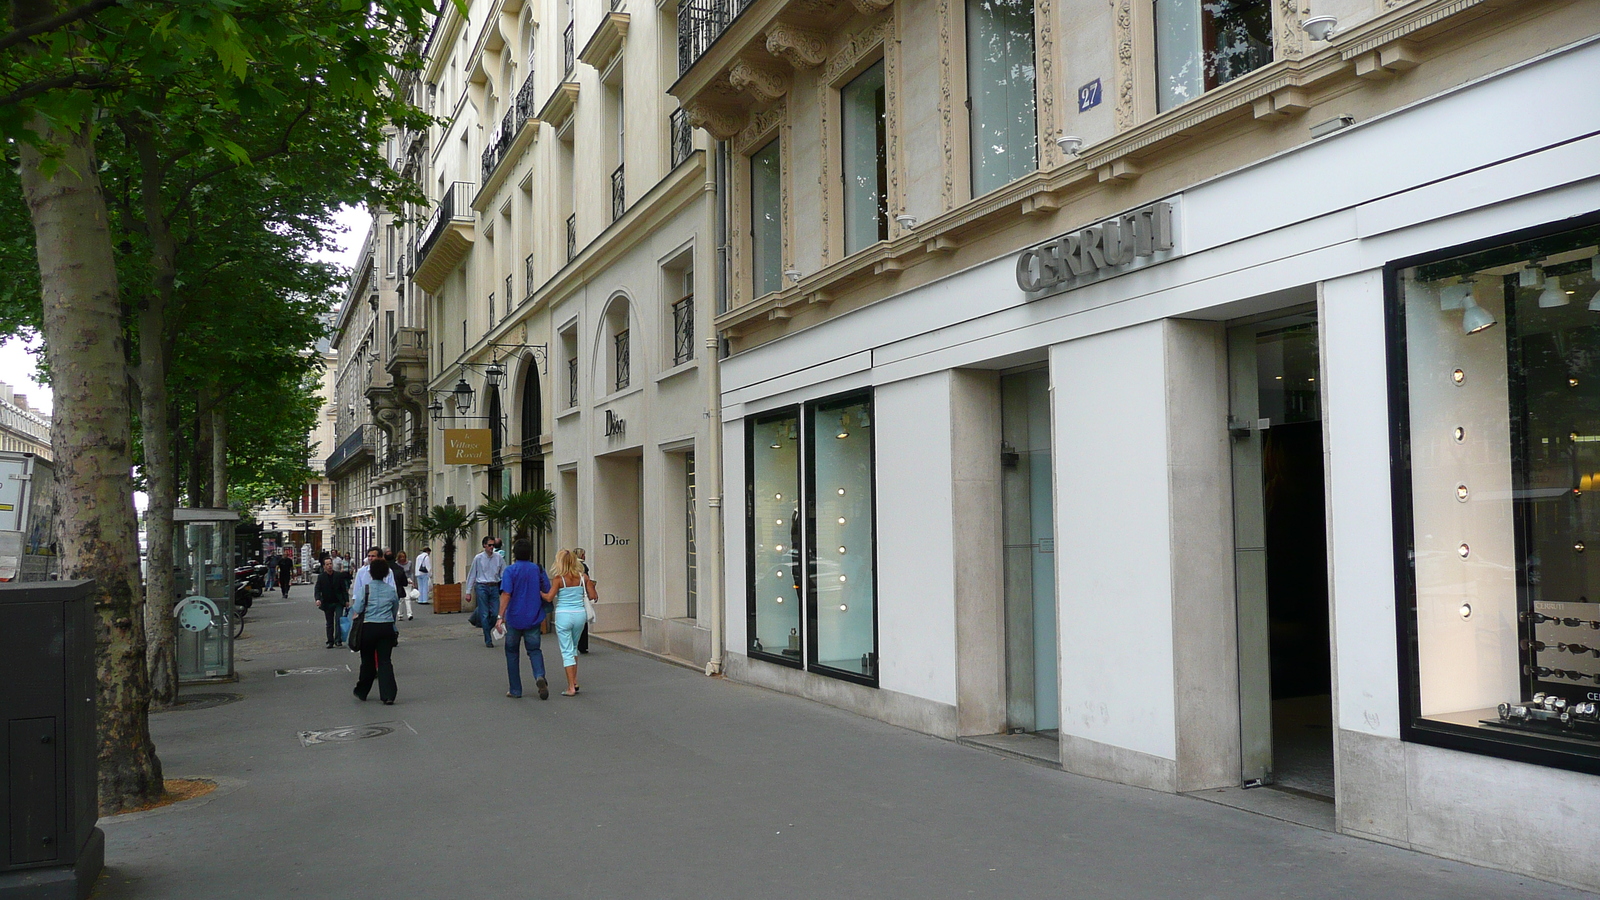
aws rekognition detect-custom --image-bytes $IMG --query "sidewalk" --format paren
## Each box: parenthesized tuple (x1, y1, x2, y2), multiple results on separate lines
(96, 583, 1597, 900)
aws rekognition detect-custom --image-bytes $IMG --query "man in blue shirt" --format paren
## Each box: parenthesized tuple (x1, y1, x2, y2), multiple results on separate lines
(498, 539, 553, 699)
(467, 536, 507, 647)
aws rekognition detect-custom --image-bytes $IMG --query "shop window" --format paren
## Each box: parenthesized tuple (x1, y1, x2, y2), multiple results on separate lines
(966, 0, 1036, 196)
(841, 59, 887, 255)
(750, 138, 783, 297)
(1153, 0, 1272, 112)
(746, 391, 878, 685)
(1391, 216, 1600, 773)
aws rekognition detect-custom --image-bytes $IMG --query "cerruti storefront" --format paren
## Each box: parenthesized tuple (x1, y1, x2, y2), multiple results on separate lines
(717, 38, 1600, 891)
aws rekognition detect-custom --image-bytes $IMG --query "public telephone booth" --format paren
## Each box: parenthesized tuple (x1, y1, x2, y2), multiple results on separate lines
(173, 508, 239, 684)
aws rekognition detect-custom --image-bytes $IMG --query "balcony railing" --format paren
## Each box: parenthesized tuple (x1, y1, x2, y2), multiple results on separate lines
(481, 71, 541, 183)
(567, 358, 578, 408)
(504, 274, 513, 319)
(566, 213, 577, 263)
(326, 424, 374, 476)
(525, 252, 536, 300)
(678, 0, 754, 77)
(670, 108, 693, 169)
(672, 295, 695, 366)
(375, 438, 429, 475)
(417, 181, 475, 262)
(564, 21, 575, 78)
(614, 329, 630, 392)
(611, 164, 626, 222)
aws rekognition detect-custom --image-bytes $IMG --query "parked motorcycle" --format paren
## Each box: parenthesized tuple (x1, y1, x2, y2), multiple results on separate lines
(234, 562, 266, 597)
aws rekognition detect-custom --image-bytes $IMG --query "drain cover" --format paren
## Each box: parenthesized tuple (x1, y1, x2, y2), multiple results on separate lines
(275, 665, 352, 676)
(297, 720, 414, 746)
(158, 693, 242, 712)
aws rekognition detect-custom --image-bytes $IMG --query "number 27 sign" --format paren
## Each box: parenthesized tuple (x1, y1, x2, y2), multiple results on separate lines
(1078, 79, 1103, 113)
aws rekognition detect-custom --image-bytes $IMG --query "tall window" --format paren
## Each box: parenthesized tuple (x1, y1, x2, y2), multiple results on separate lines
(750, 139, 782, 296)
(842, 60, 888, 255)
(967, 0, 1036, 196)
(1154, 0, 1272, 111)
(747, 391, 878, 684)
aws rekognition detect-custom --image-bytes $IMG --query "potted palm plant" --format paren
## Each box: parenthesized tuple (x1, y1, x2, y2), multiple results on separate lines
(409, 503, 473, 612)
(475, 489, 556, 553)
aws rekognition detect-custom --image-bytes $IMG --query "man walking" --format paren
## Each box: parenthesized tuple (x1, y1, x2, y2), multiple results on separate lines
(499, 539, 552, 699)
(468, 536, 506, 648)
(314, 557, 349, 648)
(332, 550, 349, 575)
(352, 546, 397, 599)
(414, 546, 432, 605)
(276, 552, 294, 598)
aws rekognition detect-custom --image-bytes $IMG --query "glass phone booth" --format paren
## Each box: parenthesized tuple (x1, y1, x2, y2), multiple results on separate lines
(174, 508, 239, 683)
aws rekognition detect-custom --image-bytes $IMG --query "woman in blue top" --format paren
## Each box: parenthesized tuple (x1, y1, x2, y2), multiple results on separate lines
(350, 558, 402, 704)
(543, 549, 597, 696)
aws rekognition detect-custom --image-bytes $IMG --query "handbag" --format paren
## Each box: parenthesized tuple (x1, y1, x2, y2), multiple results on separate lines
(582, 575, 598, 625)
(347, 584, 368, 652)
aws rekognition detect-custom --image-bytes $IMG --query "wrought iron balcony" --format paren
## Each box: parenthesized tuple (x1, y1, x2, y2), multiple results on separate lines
(414, 181, 475, 293)
(567, 358, 578, 408)
(417, 181, 474, 262)
(326, 424, 374, 476)
(525, 252, 536, 300)
(678, 0, 755, 77)
(611, 164, 626, 222)
(670, 107, 693, 169)
(672, 295, 695, 366)
(564, 21, 575, 79)
(566, 213, 577, 263)
(480, 71, 541, 184)
(614, 329, 630, 392)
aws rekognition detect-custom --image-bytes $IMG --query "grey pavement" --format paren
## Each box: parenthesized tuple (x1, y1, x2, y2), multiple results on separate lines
(96, 583, 1597, 900)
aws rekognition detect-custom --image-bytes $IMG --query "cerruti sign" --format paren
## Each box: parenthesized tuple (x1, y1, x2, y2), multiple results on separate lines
(1015, 197, 1181, 298)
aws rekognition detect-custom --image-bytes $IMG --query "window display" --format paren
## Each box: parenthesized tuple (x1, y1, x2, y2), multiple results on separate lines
(808, 393, 877, 677)
(1393, 217, 1600, 770)
(748, 410, 802, 663)
(746, 391, 879, 684)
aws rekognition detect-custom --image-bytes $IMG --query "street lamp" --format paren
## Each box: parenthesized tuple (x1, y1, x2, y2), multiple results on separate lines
(452, 373, 475, 414)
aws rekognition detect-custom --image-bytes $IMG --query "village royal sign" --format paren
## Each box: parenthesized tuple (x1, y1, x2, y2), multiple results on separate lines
(1015, 198, 1181, 298)
(443, 428, 493, 465)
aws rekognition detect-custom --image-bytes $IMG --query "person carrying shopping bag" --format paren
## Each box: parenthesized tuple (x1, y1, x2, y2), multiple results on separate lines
(497, 540, 552, 699)
(350, 558, 402, 705)
(543, 549, 596, 697)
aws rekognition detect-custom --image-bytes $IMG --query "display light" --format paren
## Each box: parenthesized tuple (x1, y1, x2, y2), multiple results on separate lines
(1462, 299, 1497, 335)
(1539, 276, 1569, 308)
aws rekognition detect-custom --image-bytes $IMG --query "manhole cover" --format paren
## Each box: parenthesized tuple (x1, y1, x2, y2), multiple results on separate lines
(157, 693, 242, 712)
(297, 720, 413, 746)
(275, 666, 352, 676)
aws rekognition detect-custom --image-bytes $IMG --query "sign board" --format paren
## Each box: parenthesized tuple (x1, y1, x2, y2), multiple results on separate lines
(1014, 197, 1182, 300)
(444, 429, 493, 465)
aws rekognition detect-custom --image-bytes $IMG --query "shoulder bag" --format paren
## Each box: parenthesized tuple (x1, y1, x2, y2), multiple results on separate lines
(347, 585, 367, 652)
(582, 574, 598, 625)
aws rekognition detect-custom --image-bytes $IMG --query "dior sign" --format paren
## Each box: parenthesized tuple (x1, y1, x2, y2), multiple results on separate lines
(1015, 199, 1180, 297)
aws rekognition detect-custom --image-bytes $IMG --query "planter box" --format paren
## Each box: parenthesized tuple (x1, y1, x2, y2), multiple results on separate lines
(431, 583, 462, 613)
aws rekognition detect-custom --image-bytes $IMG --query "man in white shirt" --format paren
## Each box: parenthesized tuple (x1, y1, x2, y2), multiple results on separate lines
(468, 536, 506, 647)
(331, 551, 349, 575)
(351, 546, 397, 604)
(413, 547, 432, 605)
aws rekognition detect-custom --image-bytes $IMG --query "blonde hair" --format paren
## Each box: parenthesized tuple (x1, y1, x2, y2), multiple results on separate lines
(550, 548, 583, 581)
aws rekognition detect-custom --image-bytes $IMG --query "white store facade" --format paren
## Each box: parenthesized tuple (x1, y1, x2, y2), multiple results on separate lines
(717, 38, 1600, 891)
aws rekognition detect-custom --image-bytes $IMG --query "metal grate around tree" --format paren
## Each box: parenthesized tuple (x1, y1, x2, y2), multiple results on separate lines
(670, 108, 693, 168)
(672, 295, 694, 366)
(611, 164, 626, 222)
(614, 329, 630, 392)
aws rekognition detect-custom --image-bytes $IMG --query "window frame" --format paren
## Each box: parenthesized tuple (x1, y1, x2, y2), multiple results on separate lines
(749, 137, 784, 299)
(1386, 209, 1600, 777)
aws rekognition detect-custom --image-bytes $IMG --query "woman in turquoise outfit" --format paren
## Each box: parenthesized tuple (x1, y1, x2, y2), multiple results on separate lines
(543, 548, 596, 696)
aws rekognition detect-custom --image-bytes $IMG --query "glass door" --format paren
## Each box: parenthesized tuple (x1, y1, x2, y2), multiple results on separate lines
(1229, 311, 1332, 794)
(1001, 368, 1058, 734)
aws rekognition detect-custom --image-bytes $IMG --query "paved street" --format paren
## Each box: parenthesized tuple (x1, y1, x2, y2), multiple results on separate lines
(96, 584, 1597, 900)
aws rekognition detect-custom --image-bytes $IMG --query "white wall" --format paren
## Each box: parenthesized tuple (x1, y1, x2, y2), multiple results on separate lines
(1052, 322, 1176, 762)
(873, 372, 958, 705)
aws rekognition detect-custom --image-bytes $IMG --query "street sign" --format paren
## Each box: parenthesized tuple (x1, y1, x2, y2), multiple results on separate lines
(443, 428, 493, 465)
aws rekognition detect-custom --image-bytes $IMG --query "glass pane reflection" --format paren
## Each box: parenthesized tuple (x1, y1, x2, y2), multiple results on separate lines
(810, 395, 876, 676)
(750, 411, 802, 660)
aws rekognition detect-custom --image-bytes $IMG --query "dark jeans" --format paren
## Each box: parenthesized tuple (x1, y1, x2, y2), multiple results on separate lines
(475, 582, 500, 645)
(280, 575, 291, 598)
(504, 625, 547, 696)
(321, 603, 344, 644)
(354, 623, 398, 703)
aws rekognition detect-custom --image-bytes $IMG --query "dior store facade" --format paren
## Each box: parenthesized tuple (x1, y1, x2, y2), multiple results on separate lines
(717, 38, 1600, 890)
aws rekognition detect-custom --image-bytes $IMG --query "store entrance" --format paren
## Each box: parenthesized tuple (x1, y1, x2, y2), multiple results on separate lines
(593, 451, 642, 633)
(1228, 311, 1332, 797)
(1000, 368, 1058, 736)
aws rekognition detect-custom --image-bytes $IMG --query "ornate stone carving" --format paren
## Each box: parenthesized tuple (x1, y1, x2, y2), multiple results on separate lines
(683, 100, 747, 140)
(885, 13, 902, 234)
(847, 0, 893, 14)
(821, 17, 891, 84)
(938, 0, 955, 209)
(1276, 0, 1309, 61)
(730, 60, 791, 103)
(817, 15, 892, 261)
(765, 23, 827, 69)
(1036, 0, 1057, 168)
(1114, 0, 1136, 132)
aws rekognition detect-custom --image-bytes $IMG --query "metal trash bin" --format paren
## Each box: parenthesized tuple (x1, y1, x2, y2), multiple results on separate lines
(0, 580, 102, 900)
